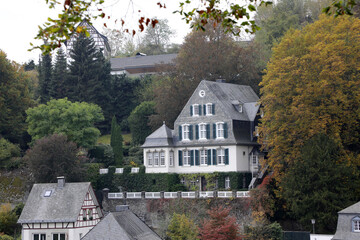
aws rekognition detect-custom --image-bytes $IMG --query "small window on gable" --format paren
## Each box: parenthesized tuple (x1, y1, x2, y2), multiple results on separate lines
(193, 104, 199, 116)
(44, 190, 52, 197)
(206, 103, 213, 115)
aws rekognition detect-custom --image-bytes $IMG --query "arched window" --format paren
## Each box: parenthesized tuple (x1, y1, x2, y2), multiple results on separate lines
(352, 216, 360, 232)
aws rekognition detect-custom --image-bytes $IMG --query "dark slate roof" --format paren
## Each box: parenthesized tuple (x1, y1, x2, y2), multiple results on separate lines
(82, 210, 161, 240)
(142, 123, 174, 148)
(18, 182, 91, 224)
(204, 80, 259, 121)
(339, 201, 360, 214)
(110, 54, 177, 71)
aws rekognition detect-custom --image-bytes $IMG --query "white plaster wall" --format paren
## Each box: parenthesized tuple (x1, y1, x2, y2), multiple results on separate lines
(144, 147, 175, 173)
(236, 145, 253, 172)
(22, 226, 93, 240)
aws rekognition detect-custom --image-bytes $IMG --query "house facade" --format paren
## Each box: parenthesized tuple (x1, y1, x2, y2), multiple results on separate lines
(142, 80, 263, 189)
(333, 201, 360, 240)
(18, 177, 103, 240)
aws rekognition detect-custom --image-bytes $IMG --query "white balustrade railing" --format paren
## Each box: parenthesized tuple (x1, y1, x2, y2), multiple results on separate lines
(108, 191, 249, 199)
(164, 192, 178, 198)
(126, 192, 142, 199)
(199, 191, 214, 198)
(145, 192, 161, 199)
(218, 191, 233, 198)
(99, 169, 108, 174)
(115, 168, 123, 174)
(181, 192, 196, 198)
(108, 192, 124, 199)
(131, 167, 139, 173)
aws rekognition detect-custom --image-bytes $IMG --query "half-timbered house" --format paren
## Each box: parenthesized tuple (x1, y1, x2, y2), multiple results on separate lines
(18, 177, 103, 240)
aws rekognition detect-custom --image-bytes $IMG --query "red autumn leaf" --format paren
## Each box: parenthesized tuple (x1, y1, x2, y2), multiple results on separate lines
(151, 19, 159, 28)
(132, 30, 136, 36)
(139, 24, 144, 32)
(121, 19, 125, 26)
(100, 12, 105, 18)
(146, 18, 150, 26)
(104, 23, 107, 27)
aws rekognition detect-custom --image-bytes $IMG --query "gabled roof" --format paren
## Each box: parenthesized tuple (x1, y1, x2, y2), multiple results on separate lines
(339, 201, 360, 214)
(142, 123, 174, 148)
(111, 53, 177, 71)
(18, 182, 92, 224)
(203, 80, 259, 121)
(82, 210, 161, 240)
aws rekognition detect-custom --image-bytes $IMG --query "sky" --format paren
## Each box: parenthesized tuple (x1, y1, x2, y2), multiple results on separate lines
(0, 0, 194, 64)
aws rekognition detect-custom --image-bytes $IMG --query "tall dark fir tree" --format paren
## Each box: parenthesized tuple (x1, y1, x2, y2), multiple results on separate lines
(38, 53, 52, 103)
(50, 48, 68, 99)
(68, 34, 112, 132)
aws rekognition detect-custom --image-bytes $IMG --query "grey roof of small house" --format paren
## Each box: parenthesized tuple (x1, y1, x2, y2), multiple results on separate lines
(339, 201, 360, 214)
(18, 182, 91, 224)
(110, 53, 177, 71)
(142, 123, 174, 148)
(81, 211, 161, 240)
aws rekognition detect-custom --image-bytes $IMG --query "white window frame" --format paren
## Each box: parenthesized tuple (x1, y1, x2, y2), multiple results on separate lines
(160, 151, 165, 166)
(182, 124, 190, 140)
(216, 122, 224, 138)
(154, 152, 159, 166)
(33, 234, 46, 240)
(183, 150, 191, 166)
(52, 233, 66, 240)
(218, 148, 225, 165)
(199, 123, 207, 140)
(169, 151, 174, 166)
(200, 149, 207, 165)
(353, 217, 360, 232)
(206, 103, 213, 115)
(193, 104, 199, 116)
(147, 152, 153, 166)
(225, 176, 230, 189)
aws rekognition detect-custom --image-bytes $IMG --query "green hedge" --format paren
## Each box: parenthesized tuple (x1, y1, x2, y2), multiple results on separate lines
(95, 170, 252, 192)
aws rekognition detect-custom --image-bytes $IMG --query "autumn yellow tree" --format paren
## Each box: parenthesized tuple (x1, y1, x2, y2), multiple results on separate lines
(259, 14, 360, 181)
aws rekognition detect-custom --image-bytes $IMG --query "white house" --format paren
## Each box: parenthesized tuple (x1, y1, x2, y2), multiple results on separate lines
(332, 201, 360, 240)
(142, 80, 264, 189)
(18, 177, 103, 240)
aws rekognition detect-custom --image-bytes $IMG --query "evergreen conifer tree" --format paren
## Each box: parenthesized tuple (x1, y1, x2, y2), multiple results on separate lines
(38, 53, 52, 103)
(50, 48, 68, 99)
(68, 34, 113, 132)
(110, 116, 123, 167)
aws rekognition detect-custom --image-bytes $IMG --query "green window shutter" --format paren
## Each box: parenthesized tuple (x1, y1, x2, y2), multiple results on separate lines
(213, 149, 217, 165)
(196, 125, 199, 140)
(178, 150, 183, 166)
(225, 148, 229, 165)
(190, 105, 193, 116)
(224, 122, 228, 138)
(190, 150, 194, 166)
(189, 125, 193, 140)
(207, 149, 212, 165)
(212, 103, 215, 115)
(179, 126, 182, 141)
(195, 150, 200, 165)
(213, 123, 217, 139)
(199, 105, 202, 116)
(206, 124, 210, 139)
(203, 104, 206, 115)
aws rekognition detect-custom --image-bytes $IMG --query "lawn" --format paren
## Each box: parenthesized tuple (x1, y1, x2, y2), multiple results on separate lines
(97, 133, 132, 145)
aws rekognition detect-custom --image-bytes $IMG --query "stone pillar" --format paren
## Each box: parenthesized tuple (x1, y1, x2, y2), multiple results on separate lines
(160, 191, 165, 199)
(177, 191, 182, 198)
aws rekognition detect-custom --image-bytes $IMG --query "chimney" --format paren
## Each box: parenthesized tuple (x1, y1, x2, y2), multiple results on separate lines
(57, 176, 65, 188)
(216, 79, 226, 83)
(116, 205, 129, 212)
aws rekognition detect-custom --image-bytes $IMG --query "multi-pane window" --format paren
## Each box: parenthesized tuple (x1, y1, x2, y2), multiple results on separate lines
(183, 125, 190, 140)
(355, 221, 360, 232)
(52, 233, 66, 240)
(218, 149, 225, 165)
(154, 152, 159, 166)
(160, 151, 165, 166)
(217, 123, 224, 138)
(147, 152, 153, 166)
(225, 176, 230, 189)
(206, 103, 213, 115)
(183, 150, 191, 166)
(200, 150, 207, 165)
(252, 155, 258, 165)
(199, 124, 207, 139)
(169, 151, 174, 166)
(34, 234, 46, 240)
(193, 104, 199, 116)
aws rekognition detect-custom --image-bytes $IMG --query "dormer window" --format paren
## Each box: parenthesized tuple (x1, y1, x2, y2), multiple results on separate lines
(353, 216, 360, 232)
(231, 100, 243, 113)
(44, 190, 52, 197)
